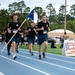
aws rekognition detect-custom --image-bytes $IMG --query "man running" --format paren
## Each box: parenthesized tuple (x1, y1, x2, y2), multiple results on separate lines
(1, 31, 6, 45)
(37, 16, 50, 59)
(8, 14, 21, 60)
(26, 21, 38, 56)
(5, 24, 12, 55)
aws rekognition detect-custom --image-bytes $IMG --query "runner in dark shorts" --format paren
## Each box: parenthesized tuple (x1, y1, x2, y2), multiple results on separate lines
(8, 14, 21, 60)
(1, 31, 6, 44)
(5, 26, 12, 55)
(26, 21, 38, 56)
(37, 16, 50, 60)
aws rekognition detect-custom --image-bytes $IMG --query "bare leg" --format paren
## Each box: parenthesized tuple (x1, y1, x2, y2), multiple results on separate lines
(29, 43, 32, 52)
(12, 42, 17, 59)
(15, 43, 18, 52)
(44, 41, 48, 52)
(29, 43, 33, 56)
(38, 45, 42, 55)
(38, 44, 42, 59)
(42, 41, 48, 59)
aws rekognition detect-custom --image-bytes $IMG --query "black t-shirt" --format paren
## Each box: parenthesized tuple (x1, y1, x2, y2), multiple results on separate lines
(5, 28, 12, 38)
(2, 34, 5, 38)
(27, 26, 36, 38)
(9, 21, 21, 37)
(37, 21, 49, 35)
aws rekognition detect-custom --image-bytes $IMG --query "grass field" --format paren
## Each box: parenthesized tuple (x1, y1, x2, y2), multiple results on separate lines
(19, 43, 62, 55)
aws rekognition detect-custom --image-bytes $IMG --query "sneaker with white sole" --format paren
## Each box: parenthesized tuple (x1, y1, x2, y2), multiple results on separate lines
(12, 55, 17, 60)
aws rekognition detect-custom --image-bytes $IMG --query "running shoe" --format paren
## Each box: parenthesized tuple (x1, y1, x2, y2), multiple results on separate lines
(31, 52, 34, 56)
(12, 55, 17, 60)
(39, 55, 41, 60)
(42, 52, 45, 59)
(7, 52, 11, 55)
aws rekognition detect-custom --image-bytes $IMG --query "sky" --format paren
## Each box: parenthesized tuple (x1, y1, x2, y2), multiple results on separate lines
(0, 0, 75, 14)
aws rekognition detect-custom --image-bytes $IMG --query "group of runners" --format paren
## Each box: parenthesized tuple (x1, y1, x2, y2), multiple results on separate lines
(1, 14, 50, 60)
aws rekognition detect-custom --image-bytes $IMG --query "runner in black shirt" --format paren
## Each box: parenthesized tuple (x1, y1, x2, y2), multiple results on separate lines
(26, 21, 38, 56)
(37, 21, 49, 35)
(5, 24, 12, 55)
(8, 14, 21, 59)
(1, 31, 6, 45)
(37, 16, 50, 59)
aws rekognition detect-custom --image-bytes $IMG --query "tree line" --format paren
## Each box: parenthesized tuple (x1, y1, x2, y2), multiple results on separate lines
(0, 0, 75, 33)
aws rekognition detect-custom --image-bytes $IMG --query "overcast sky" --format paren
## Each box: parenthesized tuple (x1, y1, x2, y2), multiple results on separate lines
(0, 0, 75, 14)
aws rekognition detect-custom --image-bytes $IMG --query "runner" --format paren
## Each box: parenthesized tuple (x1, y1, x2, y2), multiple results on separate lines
(1, 30, 6, 45)
(25, 21, 38, 56)
(37, 16, 50, 59)
(8, 14, 21, 59)
(5, 24, 12, 55)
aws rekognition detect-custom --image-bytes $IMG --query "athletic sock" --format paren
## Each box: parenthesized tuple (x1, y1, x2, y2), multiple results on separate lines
(12, 55, 17, 60)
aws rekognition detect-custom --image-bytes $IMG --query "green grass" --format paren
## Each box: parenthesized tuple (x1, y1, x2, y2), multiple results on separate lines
(19, 44, 62, 55)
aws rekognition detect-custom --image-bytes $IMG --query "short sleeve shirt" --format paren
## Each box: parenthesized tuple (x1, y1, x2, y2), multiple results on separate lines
(27, 26, 36, 38)
(37, 21, 49, 35)
(9, 21, 21, 37)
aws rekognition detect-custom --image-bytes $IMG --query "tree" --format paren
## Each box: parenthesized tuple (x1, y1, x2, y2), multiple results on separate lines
(46, 3, 56, 16)
(8, 0, 30, 14)
(59, 5, 65, 16)
(46, 3, 56, 23)
(70, 4, 75, 18)
(24, 7, 30, 13)
(8, 2, 18, 14)
(0, 9, 10, 31)
(17, 0, 26, 14)
(57, 5, 66, 25)
(66, 14, 74, 21)
(34, 7, 43, 21)
(67, 20, 75, 33)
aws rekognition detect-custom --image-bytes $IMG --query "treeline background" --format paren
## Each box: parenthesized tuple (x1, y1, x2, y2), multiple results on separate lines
(0, 0, 75, 33)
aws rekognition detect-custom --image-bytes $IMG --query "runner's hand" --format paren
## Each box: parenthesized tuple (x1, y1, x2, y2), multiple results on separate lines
(28, 29, 31, 31)
(41, 27, 44, 30)
(18, 28, 21, 31)
(34, 28, 36, 32)
(34, 28, 38, 34)
(8, 28, 11, 34)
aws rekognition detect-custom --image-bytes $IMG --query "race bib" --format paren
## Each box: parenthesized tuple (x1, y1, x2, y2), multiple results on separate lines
(43, 30, 47, 34)
(21, 35, 23, 37)
(13, 29, 18, 33)
(46, 25, 48, 27)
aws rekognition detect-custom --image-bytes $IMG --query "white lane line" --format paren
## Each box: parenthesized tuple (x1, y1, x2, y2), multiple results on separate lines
(0, 55, 51, 75)
(2, 47, 75, 67)
(19, 50, 75, 65)
(19, 48, 75, 59)
(46, 53, 75, 60)
(17, 53, 75, 72)
(20, 48, 75, 61)
(1, 48, 75, 73)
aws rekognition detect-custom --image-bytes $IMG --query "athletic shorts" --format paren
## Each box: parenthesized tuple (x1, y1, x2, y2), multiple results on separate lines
(11, 37, 20, 44)
(37, 34, 48, 45)
(28, 38, 35, 44)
